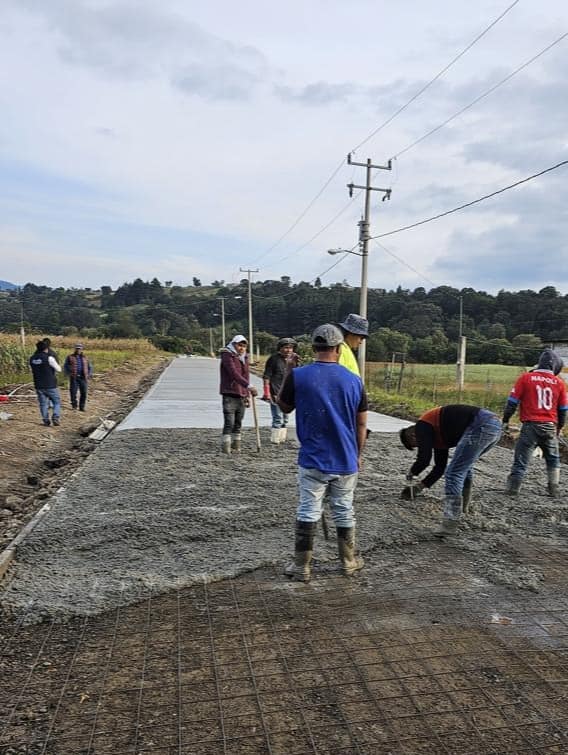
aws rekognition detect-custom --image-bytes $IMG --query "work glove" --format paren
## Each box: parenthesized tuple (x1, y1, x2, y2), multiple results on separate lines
(400, 482, 425, 501)
(405, 471, 415, 482)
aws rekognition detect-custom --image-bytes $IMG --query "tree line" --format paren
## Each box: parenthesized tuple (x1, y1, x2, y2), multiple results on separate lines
(0, 278, 566, 364)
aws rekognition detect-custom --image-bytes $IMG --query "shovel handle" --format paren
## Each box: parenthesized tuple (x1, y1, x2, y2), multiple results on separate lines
(251, 395, 261, 452)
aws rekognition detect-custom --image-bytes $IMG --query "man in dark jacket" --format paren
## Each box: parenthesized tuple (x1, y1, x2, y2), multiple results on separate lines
(29, 340, 62, 427)
(503, 348, 567, 497)
(262, 337, 300, 444)
(399, 404, 502, 537)
(63, 343, 93, 411)
(219, 334, 258, 454)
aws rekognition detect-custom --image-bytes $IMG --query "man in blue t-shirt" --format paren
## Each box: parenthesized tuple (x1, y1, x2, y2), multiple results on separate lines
(277, 323, 368, 582)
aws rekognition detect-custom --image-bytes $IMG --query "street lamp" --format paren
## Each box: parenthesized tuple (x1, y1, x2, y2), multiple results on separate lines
(327, 245, 368, 377)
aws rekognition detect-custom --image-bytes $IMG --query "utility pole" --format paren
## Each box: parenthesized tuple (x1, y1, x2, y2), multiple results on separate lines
(19, 288, 26, 348)
(456, 295, 466, 397)
(217, 297, 226, 347)
(239, 267, 258, 361)
(347, 154, 392, 379)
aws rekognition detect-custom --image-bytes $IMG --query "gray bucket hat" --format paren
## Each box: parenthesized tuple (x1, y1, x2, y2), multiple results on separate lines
(311, 324, 344, 347)
(338, 313, 369, 338)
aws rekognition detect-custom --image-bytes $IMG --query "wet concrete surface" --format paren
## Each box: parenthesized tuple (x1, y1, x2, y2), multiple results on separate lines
(2, 358, 568, 752)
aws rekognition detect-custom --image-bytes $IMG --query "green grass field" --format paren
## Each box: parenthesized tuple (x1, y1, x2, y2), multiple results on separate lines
(365, 361, 528, 419)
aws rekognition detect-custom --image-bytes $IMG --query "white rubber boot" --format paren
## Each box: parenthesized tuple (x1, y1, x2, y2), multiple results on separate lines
(270, 428, 281, 444)
(231, 434, 241, 454)
(278, 428, 288, 443)
(221, 435, 232, 455)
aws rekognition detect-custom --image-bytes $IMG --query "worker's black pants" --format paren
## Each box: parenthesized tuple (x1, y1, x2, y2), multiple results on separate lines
(222, 394, 246, 435)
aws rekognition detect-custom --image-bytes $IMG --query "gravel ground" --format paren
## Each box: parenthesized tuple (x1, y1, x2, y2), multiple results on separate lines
(2, 426, 567, 622)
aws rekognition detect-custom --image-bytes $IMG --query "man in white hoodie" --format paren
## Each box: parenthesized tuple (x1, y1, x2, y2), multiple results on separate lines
(218, 335, 258, 454)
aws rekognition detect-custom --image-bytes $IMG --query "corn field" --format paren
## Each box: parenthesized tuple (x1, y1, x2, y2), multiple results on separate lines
(0, 334, 160, 389)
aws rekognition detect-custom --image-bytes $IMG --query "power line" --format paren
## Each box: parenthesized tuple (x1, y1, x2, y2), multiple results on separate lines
(261, 195, 358, 270)
(352, 0, 521, 155)
(392, 31, 568, 160)
(370, 159, 568, 241)
(251, 1, 520, 265)
(250, 160, 346, 264)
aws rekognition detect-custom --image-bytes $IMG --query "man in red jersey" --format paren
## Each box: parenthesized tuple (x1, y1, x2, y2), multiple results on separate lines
(503, 349, 567, 497)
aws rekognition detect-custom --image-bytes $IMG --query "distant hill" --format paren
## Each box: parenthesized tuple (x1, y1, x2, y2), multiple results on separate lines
(0, 280, 17, 291)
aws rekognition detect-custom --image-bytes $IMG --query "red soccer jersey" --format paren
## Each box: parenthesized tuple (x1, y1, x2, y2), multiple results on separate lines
(508, 370, 568, 423)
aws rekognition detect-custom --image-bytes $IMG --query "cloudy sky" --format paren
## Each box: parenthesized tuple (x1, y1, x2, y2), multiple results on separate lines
(1, 0, 567, 292)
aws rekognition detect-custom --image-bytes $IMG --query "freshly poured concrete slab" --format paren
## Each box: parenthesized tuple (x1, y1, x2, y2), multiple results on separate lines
(118, 356, 412, 432)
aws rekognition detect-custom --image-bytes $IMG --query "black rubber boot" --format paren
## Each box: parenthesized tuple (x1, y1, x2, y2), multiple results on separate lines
(336, 527, 364, 576)
(435, 494, 462, 538)
(505, 475, 522, 496)
(462, 478, 473, 513)
(284, 521, 316, 582)
(547, 467, 560, 498)
(435, 518, 459, 538)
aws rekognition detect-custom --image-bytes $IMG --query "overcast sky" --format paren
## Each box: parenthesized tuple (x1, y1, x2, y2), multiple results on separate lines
(1, 0, 567, 293)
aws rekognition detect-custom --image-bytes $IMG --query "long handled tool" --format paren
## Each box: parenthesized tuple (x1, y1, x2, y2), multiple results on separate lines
(251, 395, 261, 452)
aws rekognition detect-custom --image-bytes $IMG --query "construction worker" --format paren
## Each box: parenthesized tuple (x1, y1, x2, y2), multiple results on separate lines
(399, 405, 502, 537)
(337, 313, 369, 376)
(63, 343, 93, 411)
(29, 340, 62, 427)
(262, 337, 300, 444)
(219, 335, 258, 454)
(277, 324, 368, 582)
(503, 348, 567, 498)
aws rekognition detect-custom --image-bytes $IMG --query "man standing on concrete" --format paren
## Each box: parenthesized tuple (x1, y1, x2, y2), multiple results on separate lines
(277, 324, 368, 582)
(219, 334, 258, 454)
(399, 405, 502, 537)
(503, 349, 567, 498)
(30, 340, 62, 427)
(63, 343, 93, 412)
(337, 313, 369, 376)
(262, 337, 300, 444)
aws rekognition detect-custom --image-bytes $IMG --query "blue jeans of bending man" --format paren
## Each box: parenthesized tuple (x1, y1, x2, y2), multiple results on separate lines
(69, 375, 88, 410)
(36, 388, 61, 425)
(297, 467, 358, 529)
(222, 394, 245, 435)
(443, 411, 502, 519)
(269, 401, 289, 429)
(510, 421, 560, 480)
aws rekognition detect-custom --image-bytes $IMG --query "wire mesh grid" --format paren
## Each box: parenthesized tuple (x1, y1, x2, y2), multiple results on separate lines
(1, 542, 568, 754)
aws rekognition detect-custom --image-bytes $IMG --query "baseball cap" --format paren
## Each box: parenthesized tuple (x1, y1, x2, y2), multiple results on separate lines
(277, 337, 297, 349)
(311, 324, 344, 347)
(231, 334, 248, 344)
(338, 313, 369, 337)
(74, 343, 84, 349)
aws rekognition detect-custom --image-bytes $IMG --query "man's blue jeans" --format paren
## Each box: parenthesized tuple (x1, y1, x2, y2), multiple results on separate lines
(36, 388, 61, 424)
(510, 421, 559, 480)
(270, 401, 289, 429)
(297, 467, 358, 528)
(69, 375, 88, 410)
(445, 411, 502, 497)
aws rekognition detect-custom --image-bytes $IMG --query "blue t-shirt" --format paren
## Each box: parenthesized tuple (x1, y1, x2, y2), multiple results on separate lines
(280, 362, 367, 474)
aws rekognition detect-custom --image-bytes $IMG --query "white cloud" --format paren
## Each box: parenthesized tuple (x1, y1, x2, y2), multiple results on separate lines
(1, 0, 568, 291)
